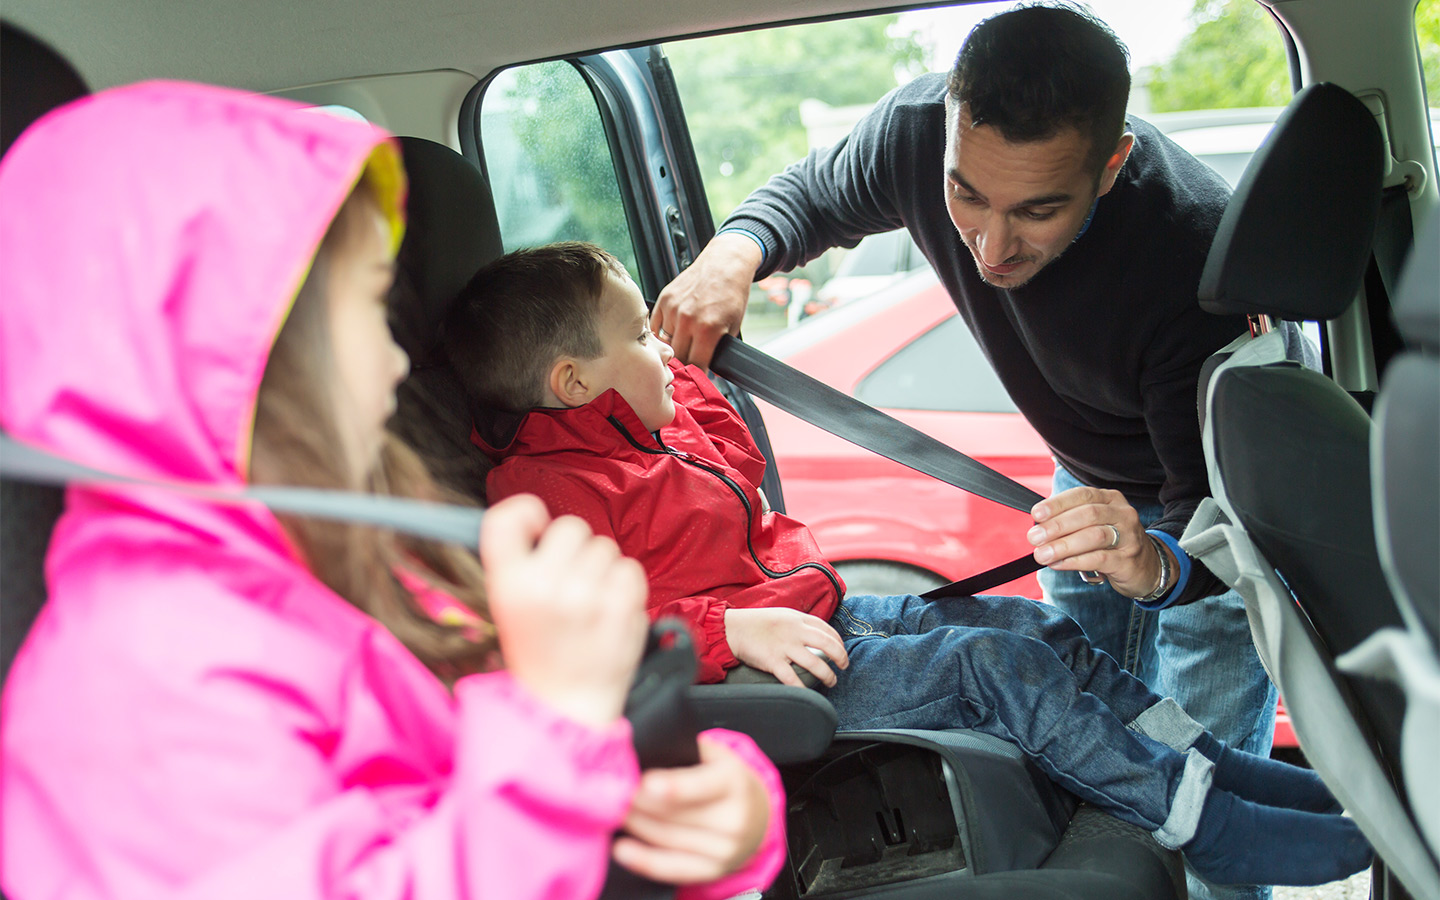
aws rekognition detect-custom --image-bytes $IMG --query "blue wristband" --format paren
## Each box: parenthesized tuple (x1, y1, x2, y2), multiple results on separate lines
(716, 226, 767, 265)
(1136, 529, 1192, 609)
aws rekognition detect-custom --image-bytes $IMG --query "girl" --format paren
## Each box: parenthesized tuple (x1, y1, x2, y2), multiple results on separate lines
(0, 80, 784, 899)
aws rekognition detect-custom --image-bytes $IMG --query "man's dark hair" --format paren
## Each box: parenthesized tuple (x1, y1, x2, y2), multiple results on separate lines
(947, 3, 1131, 173)
(443, 242, 624, 412)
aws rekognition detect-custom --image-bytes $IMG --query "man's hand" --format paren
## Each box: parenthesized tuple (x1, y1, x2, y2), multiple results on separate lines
(1028, 487, 1175, 600)
(723, 607, 848, 687)
(611, 737, 771, 884)
(479, 495, 650, 727)
(651, 232, 763, 369)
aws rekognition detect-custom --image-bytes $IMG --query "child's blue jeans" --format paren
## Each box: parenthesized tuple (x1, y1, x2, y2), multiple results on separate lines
(823, 591, 1215, 847)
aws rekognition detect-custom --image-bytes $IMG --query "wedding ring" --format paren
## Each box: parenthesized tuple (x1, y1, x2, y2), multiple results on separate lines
(658, 328, 672, 340)
(1105, 524, 1121, 549)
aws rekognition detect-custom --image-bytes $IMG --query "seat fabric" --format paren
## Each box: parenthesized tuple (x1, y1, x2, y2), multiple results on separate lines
(1197, 82, 1384, 319)
(0, 22, 89, 685)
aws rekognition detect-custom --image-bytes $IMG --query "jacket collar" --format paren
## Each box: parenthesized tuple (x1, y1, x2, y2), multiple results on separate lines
(470, 389, 659, 463)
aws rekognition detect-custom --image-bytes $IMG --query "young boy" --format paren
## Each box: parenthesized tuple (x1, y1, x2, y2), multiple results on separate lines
(443, 242, 1370, 889)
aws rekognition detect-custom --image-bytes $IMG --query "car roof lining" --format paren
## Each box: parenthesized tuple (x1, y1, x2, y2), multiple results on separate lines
(5, 0, 966, 94)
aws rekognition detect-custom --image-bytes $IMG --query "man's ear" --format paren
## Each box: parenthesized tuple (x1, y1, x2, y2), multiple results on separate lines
(547, 358, 591, 409)
(1096, 132, 1135, 198)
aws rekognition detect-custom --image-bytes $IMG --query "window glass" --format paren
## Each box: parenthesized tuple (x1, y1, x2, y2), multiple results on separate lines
(663, 0, 1290, 341)
(478, 61, 639, 280)
(855, 315, 1018, 413)
(1419, 0, 1440, 170)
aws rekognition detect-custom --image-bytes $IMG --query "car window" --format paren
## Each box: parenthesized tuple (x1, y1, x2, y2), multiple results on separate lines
(661, 0, 1291, 343)
(855, 315, 1018, 413)
(478, 61, 640, 281)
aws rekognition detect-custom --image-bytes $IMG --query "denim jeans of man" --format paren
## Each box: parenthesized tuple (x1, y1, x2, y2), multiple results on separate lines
(823, 591, 1216, 848)
(1039, 464, 1278, 900)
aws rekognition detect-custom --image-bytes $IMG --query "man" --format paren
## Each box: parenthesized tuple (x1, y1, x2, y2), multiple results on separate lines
(651, 6, 1284, 899)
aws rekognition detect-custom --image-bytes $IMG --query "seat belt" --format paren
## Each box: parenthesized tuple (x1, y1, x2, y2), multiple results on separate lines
(709, 336, 1044, 597)
(0, 432, 485, 547)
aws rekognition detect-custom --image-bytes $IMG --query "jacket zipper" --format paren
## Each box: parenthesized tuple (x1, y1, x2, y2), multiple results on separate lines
(607, 416, 843, 603)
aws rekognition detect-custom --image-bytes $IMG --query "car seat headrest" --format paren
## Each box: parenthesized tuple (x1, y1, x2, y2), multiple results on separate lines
(2, 23, 88, 156)
(1198, 83, 1385, 321)
(1392, 211, 1438, 353)
(391, 137, 503, 363)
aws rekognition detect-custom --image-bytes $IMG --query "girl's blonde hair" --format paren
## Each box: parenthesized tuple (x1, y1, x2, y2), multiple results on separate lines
(251, 185, 498, 681)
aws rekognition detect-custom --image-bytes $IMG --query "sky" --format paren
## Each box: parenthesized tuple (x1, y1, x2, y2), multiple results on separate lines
(899, 0, 1197, 74)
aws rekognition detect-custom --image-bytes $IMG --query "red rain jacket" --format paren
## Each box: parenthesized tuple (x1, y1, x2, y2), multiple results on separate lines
(477, 361, 844, 683)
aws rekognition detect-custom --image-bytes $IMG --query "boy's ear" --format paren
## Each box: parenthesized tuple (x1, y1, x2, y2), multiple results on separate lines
(548, 358, 591, 409)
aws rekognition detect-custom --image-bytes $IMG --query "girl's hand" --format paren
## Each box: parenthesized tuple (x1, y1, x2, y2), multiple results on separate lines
(611, 736, 771, 883)
(480, 494, 650, 727)
(724, 607, 848, 687)
(1028, 486, 1174, 600)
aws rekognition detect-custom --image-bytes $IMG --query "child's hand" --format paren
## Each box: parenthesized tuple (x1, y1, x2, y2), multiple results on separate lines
(480, 494, 650, 728)
(723, 607, 848, 687)
(611, 736, 770, 884)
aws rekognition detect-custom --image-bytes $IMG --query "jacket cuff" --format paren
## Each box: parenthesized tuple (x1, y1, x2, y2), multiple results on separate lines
(695, 601, 738, 683)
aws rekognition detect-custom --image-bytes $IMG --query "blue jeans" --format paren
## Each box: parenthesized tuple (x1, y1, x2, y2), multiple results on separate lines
(824, 591, 1215, 847)
(1039, 464, 1277, 900)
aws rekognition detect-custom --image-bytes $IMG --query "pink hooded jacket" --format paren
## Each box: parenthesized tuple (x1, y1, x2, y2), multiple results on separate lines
(0, 81, 785, 900)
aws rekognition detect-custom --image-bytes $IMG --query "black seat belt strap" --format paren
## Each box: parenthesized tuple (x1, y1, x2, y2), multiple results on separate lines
(709, 336, 1044, 595)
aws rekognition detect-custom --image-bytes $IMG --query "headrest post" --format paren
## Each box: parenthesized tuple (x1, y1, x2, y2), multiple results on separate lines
(1248, 314, 1274, 338)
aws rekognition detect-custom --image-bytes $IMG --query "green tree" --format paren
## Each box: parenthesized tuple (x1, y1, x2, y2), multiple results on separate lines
(486, 61, 639, 280)
(666, 18, 925, 228)
(1146, 0, 1291, 111)
(1419, 0, 1440, 106)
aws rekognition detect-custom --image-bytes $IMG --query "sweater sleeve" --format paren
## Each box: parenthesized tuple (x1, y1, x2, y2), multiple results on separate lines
(1139, 313, 1232, 605)
(721, 81, 917, 279)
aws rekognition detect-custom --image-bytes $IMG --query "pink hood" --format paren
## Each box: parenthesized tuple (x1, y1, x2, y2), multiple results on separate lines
(0, 82, 787, 899)
(0, 79, 404, 543)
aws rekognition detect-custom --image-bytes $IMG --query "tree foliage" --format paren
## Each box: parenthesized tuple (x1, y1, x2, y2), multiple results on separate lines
(1419, 0, 1440, 106)
(666, 17, 925, 228)
(1146, 0, 1291, 111)
(1149, 0, 1440, 113)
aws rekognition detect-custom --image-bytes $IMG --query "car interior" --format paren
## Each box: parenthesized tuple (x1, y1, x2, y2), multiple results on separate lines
(1, 0, 1437, 898)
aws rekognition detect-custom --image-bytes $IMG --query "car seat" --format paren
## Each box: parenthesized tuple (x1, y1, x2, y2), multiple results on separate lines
(391, 135, 1187, 899)
(1338, 208, 1440, 865)
(1179, 82, 1440, 898)
(0, 22, 89, 686)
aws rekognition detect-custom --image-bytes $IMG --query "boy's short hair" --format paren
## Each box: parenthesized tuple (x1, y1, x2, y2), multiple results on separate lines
(444, 242, 626, 412)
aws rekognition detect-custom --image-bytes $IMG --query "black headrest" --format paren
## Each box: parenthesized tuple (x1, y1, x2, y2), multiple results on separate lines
(1392, 211, 1438, 353)
(1198, 83, 1385, 320)
(1, 22, 88, 685)
(2, 23, 88, 156)
(391, 137, 504, 362)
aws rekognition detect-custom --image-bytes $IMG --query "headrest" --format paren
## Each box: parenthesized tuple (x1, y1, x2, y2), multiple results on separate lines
(1, 23, 88, 156)
(1392, 211, 1438, 353)
(1198, 83, 1384, 320)
(390, 137, 503, 362)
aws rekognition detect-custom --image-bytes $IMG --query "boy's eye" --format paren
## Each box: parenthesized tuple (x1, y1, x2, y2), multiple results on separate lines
(1023, 208, 1058, 221)
(639, 328, 650, 343)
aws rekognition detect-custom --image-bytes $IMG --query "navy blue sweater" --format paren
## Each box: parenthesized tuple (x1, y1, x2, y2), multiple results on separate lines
(725, 73, 1248, 604)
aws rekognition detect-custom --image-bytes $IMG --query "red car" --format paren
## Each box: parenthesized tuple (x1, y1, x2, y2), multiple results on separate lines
(756, 267, 1051, 599)
(755, 265, 1300, 751)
